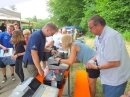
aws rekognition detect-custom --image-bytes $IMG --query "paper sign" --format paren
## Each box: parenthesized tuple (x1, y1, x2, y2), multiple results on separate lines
(0, 48, 13, 57)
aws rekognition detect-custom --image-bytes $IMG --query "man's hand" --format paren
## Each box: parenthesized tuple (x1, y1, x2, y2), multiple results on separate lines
(3, 47, 8, 51)
(51, 50, 58, 55)
(38, 68, 44, 76)
(86, 60, 97, 69)
(54, 58, 61, 62)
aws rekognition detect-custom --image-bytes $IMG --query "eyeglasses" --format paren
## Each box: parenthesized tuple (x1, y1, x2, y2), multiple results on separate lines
(88, 25, 95, 30)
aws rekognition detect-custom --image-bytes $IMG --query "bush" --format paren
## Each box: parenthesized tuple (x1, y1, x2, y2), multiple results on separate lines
(85, 32, 95, 38)
(122, 30, 130, 41)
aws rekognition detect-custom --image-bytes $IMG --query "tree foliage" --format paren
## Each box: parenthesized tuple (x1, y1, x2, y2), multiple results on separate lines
(10, 5, 17, 11)
(47, 0, 85, 27)
(25, 17, 51, 29)
(94, 0, 130, 32)
(47, 0, 130, 32)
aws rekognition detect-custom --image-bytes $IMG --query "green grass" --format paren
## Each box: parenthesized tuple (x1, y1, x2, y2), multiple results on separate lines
(96, 79, 104, 97)
(70, 63, 130, 97)
(70, 63, 104, 96)
(122, 31, 130, 41)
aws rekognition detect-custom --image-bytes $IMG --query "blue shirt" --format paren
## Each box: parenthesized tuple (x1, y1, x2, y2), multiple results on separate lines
(23, 30, 46, 65)
(0, 31, 13, 48)
(73, 41, 96, 64)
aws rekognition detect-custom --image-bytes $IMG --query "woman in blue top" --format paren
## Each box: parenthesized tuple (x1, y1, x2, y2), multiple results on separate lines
(55, 34, 100, 97)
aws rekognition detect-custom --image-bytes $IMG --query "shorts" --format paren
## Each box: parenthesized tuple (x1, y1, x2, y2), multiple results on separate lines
(27, 64, 38, 77)
(102, 81, 127, 97)
(42, 52, 51, 61)
(86, 60, 100, 78)
(86, 68, 100, 78)
(0, 62, 15, 68)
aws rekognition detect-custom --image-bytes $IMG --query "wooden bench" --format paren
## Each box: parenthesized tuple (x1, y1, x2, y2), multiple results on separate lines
(74, 70, 90, 97)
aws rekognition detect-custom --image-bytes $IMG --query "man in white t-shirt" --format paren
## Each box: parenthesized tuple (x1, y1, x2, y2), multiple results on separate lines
(87, 15, 130, 97)
(53, 29, 62, 49)
(58, 28, 68, 48)
(45, 36, 54, 49)
(42, 36, 54, 69)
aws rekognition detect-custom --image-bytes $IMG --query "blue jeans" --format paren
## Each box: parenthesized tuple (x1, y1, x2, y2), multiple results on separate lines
(103, 82, 127, 97)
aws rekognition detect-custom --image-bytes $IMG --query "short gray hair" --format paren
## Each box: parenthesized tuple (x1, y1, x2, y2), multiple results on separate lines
(88, 15, 106, 26)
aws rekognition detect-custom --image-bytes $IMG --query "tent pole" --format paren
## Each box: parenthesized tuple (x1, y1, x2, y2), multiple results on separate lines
(20, 17, 21, 29)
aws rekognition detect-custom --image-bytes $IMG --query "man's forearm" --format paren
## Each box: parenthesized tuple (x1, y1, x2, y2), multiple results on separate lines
(0, 44, 5, 49)
(99, 61, 120, 69)
(31, 50, 42, 70)
(44, 48, 50, 52)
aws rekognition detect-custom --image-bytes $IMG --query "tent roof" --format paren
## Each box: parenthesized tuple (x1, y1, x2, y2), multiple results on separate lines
(0, 0, 31, 18)
(0, 8, 21, 19)
(21, 19, 40, 26)
(63, 26, 81, 30)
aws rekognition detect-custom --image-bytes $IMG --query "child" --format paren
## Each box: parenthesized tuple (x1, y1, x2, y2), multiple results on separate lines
(11, 30, 26, 82)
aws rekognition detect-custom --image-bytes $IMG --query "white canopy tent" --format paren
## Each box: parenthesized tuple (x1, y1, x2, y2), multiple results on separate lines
(0, 8, 21, 26)
(0, 8, 21, 20)
(0, 8, 39, 27)
(0, 0, 38, 27)
(0, 0, 31, 22)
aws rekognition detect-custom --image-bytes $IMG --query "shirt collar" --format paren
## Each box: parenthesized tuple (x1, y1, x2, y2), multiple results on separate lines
(40, 29, 45, 39)
(6, 31, 12, 36)
(98, 25, 107, 42)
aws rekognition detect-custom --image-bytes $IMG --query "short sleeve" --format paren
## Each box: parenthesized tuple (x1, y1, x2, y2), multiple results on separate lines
(0, 33, 3, 43)
(21, 41, 26, 45)
(30, 34, 41, 51)
(103, 36, 120, 61)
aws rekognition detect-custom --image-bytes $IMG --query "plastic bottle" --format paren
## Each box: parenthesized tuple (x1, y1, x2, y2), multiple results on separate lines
(44, 66, 49, 76)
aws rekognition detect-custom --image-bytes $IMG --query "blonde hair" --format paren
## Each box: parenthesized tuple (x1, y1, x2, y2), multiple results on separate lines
(11, 30, 24, 44)
(23, 29, 31, 35)
(14, 22, 19, 26)
(6, 23, 14, 28)
(62, 34, 74, 50)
